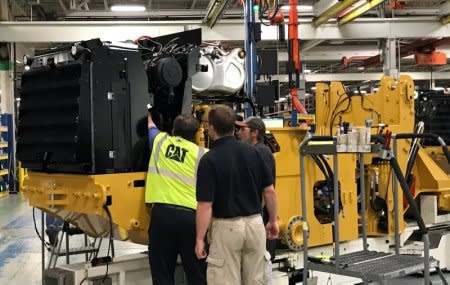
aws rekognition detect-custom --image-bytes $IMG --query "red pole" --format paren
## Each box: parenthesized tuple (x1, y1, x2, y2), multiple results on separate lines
(288, 0, 307, 114)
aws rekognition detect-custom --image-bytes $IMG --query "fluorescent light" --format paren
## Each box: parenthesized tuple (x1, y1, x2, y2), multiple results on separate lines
(111, 5, 146, 12)
(304, 69, 312, 74)
(280, 5, 313, 12)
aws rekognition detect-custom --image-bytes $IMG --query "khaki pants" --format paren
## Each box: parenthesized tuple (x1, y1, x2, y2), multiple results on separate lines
(206, 214, 271, 285)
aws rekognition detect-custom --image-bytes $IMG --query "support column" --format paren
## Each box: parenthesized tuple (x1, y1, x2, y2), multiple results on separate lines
(244, 0, 256, 116)
(383, 38, 398, 79)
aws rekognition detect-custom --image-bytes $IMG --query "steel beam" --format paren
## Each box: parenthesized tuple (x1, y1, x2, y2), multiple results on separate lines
(338, 0, 385, 26)
(204, 0, 233, 28)
(270, 72, 450, 82)
(0, 18, 448, 42)
(313, 0, 360, 27)
(65, 9, 238, 19)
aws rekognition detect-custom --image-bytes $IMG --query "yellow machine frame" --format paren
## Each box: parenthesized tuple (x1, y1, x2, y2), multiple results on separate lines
(21, 75, 450, 251)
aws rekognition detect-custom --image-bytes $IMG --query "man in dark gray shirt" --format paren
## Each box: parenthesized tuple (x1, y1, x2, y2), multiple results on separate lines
(235, 116, 275, 180)
(236, 116, 277, 258)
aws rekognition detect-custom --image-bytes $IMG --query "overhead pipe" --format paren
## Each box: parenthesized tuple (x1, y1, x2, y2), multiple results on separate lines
(313, 0, 360, 27)
(338, 0, 386, 26)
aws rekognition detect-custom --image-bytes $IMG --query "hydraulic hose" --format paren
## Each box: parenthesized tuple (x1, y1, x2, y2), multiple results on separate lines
(404, 122, 424, 186)
(389, 156, 427, 235)
(395, 133, 450, 166)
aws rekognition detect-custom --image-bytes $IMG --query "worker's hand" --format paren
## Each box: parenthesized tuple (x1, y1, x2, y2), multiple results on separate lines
(195, 239, 208, 259)
(266, 220, 279, 240)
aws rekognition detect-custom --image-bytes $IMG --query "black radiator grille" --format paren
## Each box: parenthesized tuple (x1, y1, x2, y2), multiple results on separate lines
(17, 62, 86, 171)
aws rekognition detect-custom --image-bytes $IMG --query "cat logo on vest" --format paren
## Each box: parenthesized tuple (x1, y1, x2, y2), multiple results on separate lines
(165, 144, 189, 163)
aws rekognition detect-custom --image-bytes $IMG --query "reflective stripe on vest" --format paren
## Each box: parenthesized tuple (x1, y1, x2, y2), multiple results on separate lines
(147, 166, 196, 186)
(145, 132, 207, 209)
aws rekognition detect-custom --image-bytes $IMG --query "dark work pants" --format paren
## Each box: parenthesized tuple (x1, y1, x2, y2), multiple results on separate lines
(148, 204, 206, 285)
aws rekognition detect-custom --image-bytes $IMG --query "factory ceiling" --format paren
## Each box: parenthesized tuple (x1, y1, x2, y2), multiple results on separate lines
(6, 0, 450, 83)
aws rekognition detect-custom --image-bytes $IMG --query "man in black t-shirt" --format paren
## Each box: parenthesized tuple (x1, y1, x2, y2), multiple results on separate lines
(195, 105, 279, 285)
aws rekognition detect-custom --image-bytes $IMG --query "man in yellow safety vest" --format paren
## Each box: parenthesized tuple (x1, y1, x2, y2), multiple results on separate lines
(145, 112, 207, 285)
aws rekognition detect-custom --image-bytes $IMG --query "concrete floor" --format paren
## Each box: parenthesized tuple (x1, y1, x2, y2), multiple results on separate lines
(0, 193, 448, 285)
(0, 194, 147, 284)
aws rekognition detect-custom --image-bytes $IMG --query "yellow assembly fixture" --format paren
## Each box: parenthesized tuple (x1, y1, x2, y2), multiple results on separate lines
(338, 0, 386, 26)
(313, 0, 360, 27)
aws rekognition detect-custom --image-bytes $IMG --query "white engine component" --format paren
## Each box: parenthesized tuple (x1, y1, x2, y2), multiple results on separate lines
(192, 47, 245, 96)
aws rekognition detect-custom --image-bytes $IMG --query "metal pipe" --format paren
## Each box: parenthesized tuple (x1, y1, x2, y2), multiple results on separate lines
(244, 0, 256, 116)
(313, 0, 360, 27)
(41, 210, 45, 285)
(359, 153, 368, 251)
(393, 138, 400, 255)
(338, 0, 386, 26)
(333, 151, 340, 268)
(300, 149, 308, 285)
(299, 133, 312, 285)
(423, 233, 431, 285)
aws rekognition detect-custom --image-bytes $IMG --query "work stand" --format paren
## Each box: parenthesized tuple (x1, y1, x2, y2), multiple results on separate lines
(299, 134, 445, 285)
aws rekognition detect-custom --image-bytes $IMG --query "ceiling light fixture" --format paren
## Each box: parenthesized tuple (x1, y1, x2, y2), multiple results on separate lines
(110, 4, 146, 12)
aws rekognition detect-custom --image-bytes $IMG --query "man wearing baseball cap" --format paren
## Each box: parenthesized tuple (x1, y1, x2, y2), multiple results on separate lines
(235, 117, 277, 259)
(235, 117, 275, 179)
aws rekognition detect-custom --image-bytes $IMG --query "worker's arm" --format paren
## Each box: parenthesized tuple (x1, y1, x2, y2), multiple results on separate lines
(148, 112, 157, 128)
(195, 201, 212, 259)
(195, 156, 215, 259)
(147, 112, 160, 150)
(263, 184, 279, 240)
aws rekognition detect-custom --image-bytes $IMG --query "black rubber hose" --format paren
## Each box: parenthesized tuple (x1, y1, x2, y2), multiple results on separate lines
(318, 155, 334, 180)
(389, 156, 428, 235)
(395, 133, 450, 165)
(311, 154, 330, 181)
(405, 144, 420, 186)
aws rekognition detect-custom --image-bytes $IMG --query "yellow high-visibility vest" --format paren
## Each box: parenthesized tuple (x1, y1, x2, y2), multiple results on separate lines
(145, 132, 207, 210)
